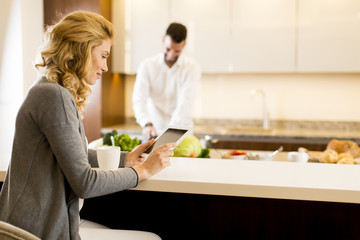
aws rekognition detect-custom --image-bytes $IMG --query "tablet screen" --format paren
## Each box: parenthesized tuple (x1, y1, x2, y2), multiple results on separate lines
(143, 128, 188, 154)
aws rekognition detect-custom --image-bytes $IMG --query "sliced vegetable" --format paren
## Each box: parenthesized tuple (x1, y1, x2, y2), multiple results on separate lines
(229, 150, 246, 156)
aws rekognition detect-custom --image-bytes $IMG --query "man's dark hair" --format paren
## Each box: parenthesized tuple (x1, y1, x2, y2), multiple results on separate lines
(166, 23, 187, 43)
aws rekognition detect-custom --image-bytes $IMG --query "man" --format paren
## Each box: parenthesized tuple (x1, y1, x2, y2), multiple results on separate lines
(132, 22, 201, 139)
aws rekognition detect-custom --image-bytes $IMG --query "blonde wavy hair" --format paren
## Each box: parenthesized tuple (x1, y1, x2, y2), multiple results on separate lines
(36, 11, 114, 113)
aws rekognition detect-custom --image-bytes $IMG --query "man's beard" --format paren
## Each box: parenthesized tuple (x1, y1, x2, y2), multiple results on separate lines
(164, 53, 178, 65)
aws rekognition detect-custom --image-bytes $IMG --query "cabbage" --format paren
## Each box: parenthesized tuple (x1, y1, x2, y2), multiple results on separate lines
(173, 135, 202, 158)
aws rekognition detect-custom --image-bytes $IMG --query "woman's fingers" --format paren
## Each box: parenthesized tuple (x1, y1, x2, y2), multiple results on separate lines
(164, 149, 174, 158)
(168, 149, 174, 157)
(132, 139, 155, 154)
(137, 155, 146, 163)
(156, 142, 177, 152)
(132, 142, 177, 181)
(150, 142, 176, 159)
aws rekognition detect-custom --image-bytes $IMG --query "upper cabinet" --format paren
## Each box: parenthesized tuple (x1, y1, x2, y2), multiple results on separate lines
(297, 0, 360, 72)
(170, 0, 231, 73)
(112, 0, 360, 74)
(232, 0, 296, 72)
(111, 0, 169, 73)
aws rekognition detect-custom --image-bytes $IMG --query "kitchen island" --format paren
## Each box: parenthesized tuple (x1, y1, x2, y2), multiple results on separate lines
(130, 157, 360, 204)
(1, 151, 359, 239)
(80, 156, 360, 240)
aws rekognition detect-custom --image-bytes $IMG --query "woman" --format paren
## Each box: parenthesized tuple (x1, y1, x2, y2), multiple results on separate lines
(0, 11, 175, 239)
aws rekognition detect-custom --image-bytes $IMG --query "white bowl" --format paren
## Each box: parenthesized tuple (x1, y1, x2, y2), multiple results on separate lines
(247, 152, 273, 161)
(229, 155, 247, 160)
(288, 152, 308, 163)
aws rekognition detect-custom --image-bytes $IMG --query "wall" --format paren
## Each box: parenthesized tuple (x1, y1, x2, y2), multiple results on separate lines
(124, 73, 360, 123)
(113, 0, 360, 127)
(0, 0, 43, 169)
(43, 0, 112, 142)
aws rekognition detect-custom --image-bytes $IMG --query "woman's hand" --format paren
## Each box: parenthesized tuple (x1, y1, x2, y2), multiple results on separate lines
(125, 139, 155, 167)
(133, 142, 177, 181)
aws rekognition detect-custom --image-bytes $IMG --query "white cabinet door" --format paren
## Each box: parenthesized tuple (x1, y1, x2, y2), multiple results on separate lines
(112, 0, 360, 74)
(170, 0, 231, 73)
(232, 0, 296, 72)
(112, 0, 169, 73)
(297, 0, 360, 72)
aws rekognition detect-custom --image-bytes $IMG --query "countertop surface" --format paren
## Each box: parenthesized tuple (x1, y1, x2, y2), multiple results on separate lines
(133, 156, 360, 204)
(3, 122, 360, 203)
(2, 150, 360, 204)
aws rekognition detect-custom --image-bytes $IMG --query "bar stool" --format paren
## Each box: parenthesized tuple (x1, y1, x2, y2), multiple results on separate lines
(79, 219, 161, 240)
(0, 221, 40, 240)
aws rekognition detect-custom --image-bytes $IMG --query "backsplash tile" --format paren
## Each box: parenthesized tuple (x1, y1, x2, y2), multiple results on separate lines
(125, 117, 360, 131)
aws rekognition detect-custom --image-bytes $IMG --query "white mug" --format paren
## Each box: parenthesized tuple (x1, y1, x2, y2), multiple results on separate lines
(96, 146, 121, 170)
(288, 151, 309, 163)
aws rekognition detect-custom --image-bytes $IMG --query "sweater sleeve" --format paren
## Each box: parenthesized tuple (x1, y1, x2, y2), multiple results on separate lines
(38, 84, 138, 198)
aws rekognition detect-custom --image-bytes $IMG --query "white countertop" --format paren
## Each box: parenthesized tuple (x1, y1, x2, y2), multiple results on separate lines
(134, 157, 360, 204)
(2, 152, 360, 204)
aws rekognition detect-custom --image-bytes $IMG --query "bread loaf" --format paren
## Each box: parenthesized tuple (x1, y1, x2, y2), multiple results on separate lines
(319, 149, 338, 163)
(336, 153, 354, 164)
(326, 139, 360, 158)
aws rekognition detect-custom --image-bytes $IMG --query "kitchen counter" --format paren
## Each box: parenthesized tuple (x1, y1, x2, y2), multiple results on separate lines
(2, 150, 359, 204)
(133, 156, 360, 204)
(99, 124, 360, 203)
(80, 155, 360, 239)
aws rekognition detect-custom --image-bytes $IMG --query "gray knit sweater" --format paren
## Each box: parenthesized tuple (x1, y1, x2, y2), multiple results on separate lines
(0, 78, 138, 239)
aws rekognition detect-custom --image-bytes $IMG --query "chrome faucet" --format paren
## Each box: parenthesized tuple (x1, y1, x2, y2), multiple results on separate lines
(251, 89, 269, 129)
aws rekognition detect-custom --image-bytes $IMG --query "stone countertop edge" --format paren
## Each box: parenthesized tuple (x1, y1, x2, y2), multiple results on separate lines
(131, 157, 360, 204)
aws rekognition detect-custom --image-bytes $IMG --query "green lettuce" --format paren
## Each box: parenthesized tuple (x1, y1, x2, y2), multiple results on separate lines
(173, 135, 202, 158)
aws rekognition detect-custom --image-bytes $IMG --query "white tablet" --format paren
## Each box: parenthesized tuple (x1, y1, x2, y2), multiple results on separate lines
(143, 128, 189, 154)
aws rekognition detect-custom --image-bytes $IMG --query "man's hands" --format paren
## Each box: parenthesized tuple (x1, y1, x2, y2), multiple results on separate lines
(142, 123, 157, 139)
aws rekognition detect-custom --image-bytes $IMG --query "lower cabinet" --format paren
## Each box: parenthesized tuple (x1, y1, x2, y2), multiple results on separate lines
(80, 190, 360, 240)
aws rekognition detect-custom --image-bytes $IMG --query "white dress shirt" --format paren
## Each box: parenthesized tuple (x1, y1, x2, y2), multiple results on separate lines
(132, 53, 201, 135)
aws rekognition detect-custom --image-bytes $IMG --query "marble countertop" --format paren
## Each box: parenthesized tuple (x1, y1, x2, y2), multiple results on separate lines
(133, 156, 360, 204)
(2, 149, 359, 204)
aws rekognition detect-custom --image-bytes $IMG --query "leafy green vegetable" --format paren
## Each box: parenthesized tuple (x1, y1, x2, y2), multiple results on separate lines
(102, 130, 141, 151)
(173, 135, 202, 158)
(114, 134, 141, 151)
(199, 148, 210, 158)
(102, 130, 118, 146)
